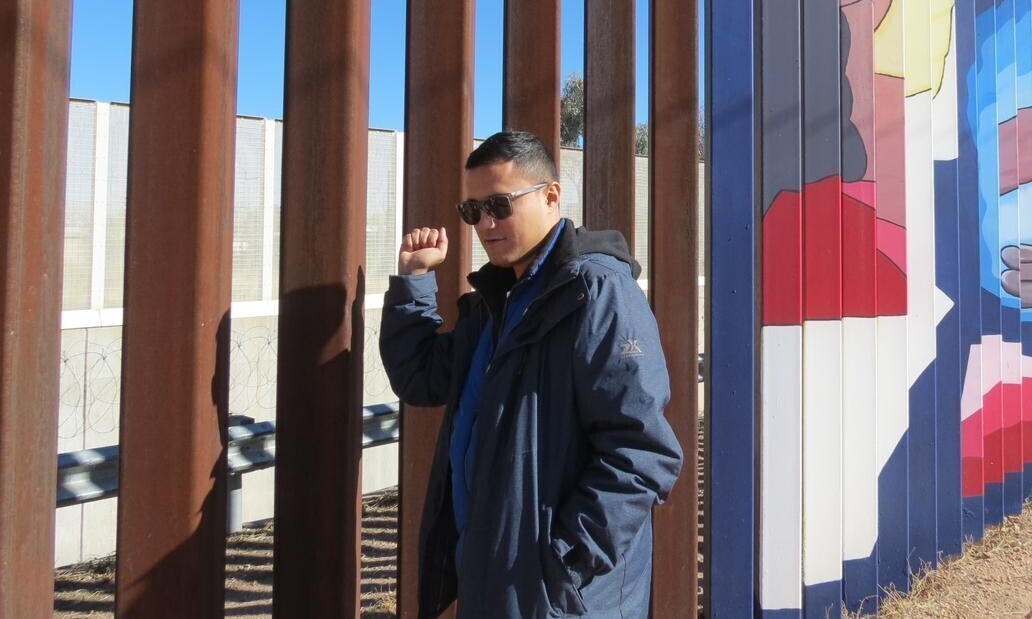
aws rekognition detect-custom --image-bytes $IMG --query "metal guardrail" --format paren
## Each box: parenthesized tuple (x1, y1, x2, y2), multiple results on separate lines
(57, 353, 704, 511)
(57, 403, 401, 510)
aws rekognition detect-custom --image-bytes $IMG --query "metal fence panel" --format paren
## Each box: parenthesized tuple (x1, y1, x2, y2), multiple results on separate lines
(114, 1, 239, 615)
(399, 2, 475, 616)
(0, 2, 71, 616)
(584, 0, 636, 246)
(273, 1, 371, 616)
(649, 0, 700, 616)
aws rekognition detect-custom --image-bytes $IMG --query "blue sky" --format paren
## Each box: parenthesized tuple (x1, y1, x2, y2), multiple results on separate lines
(70, 0, 660, 139)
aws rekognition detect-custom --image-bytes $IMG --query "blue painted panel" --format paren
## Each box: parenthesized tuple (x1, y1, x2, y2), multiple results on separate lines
(933, 158, 963, 560)
(984, 481, 1004, 525)
(996, 0, 1026, 517)
(843, 546, 877, 612)
(1026, 463, 1032, 499)
(1018, 0, 1032, 502)
(975, 0, 1004, 525)
(962, 496, 986, 541)
(878, 433, 910, 594)
(842, 554, 877, 616)
(707, 0, 757, 616)
(803, 581, 841, 619)
(908, 365, 938, 572)
(956, 0, 986, 542)
(1004, 473, 1024, 512)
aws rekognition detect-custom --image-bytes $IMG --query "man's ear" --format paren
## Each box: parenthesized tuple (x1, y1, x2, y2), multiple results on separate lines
(546, 181, 561, 211)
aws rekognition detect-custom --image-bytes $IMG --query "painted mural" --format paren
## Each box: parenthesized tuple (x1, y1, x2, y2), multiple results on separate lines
(711, 0, 1031, 616)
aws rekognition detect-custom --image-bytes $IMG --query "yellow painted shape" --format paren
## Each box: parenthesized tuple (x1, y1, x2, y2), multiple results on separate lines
(874, 0, 955, 96)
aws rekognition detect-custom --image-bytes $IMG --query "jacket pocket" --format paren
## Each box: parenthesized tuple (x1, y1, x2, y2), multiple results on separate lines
(539, 505, 588, 616)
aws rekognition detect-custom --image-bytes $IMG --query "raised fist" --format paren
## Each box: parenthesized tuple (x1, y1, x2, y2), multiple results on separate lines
(398, 226, 449, 276)
(1001, 244, 1032, 307)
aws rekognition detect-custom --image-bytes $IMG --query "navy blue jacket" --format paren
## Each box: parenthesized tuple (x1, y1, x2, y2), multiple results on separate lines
(380, 222, 683, 618)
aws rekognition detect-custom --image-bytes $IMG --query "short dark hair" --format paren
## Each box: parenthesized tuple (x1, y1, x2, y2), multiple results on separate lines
(465, 131, 558, 182)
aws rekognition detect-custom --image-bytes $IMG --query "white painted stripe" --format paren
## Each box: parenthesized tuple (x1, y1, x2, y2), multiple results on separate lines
(905, 92, 938, 386)
(760, 325, 803, 609)
(876, 316, 909, 474)
(90, 102, 110, 312)
(962, 342, 984, 420)
(960, 336, 1032, 420)
(1002, 339, 1022, 384)
(932, 6, 959, 161)
(983, 335, 1002, 387)
(802, 320, 843, 586)
(842, 317, 878, 560)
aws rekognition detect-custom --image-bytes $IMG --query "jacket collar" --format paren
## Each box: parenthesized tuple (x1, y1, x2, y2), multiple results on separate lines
(466, 219, 566, 320)
(464, 218, 638, 328)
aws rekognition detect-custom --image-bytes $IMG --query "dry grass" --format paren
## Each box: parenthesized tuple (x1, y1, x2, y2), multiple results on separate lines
(843, 500, 1032, 619)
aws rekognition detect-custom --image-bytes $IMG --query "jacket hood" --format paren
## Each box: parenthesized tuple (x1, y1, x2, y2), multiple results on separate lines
(467, 218, 641, 296)
(553, 219, 641, 279)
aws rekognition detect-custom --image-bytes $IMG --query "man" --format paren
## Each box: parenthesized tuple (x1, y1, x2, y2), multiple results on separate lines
(380, 131, 682, 618)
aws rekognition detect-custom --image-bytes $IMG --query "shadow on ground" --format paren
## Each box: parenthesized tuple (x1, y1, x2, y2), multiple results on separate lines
(54, 489, 399, 618)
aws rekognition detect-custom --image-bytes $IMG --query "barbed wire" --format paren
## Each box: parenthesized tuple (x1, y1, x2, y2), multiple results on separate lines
(58, 322, 398, 445)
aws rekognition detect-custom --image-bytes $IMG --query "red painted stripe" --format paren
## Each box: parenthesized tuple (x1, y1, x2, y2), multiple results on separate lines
(962, 456, 983, 498)
(1025, 377, 1032, 465)
(762, 177, 908, 323)
(841, 188, 877, 317)
(875, 218, 906, 274)
(762, 189, 803, 325)
(962, 409, 984, 458)
(984, 382, 1004, 485)
(803, 176, 843, 319)
(875, 251, 907, 315)
(1002, 383, 1024, 473)
(963, 381, 1030, 492)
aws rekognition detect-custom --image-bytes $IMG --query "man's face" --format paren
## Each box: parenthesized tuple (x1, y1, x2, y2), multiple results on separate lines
(463, 160, 560, 276)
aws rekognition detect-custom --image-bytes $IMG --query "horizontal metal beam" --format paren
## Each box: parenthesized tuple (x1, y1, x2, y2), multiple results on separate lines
(51, 354, 702, 510)
(56, 403, 401, 508)
(56, 446, 120, 507)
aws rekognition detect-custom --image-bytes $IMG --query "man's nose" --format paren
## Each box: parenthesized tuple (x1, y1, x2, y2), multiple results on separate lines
(475, 214, 497, 230)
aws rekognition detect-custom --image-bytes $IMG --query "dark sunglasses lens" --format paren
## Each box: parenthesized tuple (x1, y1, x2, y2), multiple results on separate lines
(484, 196, 513, 220)
(457, 201, 481, 225)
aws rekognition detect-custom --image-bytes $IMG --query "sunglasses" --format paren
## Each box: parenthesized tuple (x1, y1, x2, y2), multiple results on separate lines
(456, 182, 549, 225)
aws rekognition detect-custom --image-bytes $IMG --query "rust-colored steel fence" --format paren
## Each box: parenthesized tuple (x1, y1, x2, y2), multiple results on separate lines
(1, 2, 72, 617)
(0, 0, 699, 616)
(114, 3, 238, 616)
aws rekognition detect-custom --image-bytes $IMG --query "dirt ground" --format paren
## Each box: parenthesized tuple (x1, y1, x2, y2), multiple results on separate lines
(53, 490, 398, 619)
(54, 493, 1032, 618)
